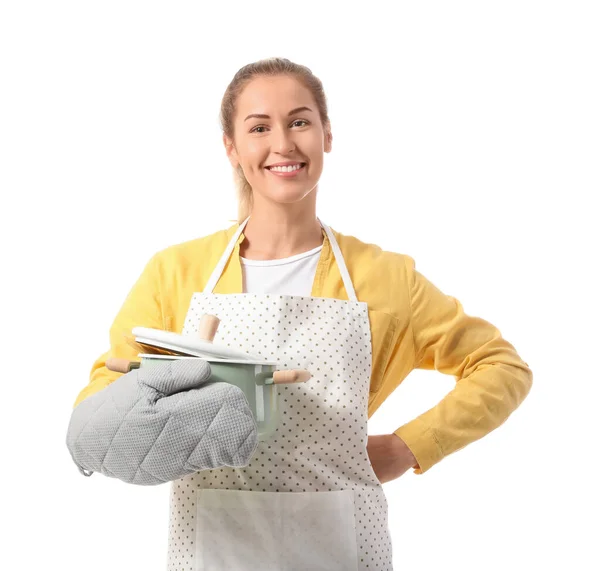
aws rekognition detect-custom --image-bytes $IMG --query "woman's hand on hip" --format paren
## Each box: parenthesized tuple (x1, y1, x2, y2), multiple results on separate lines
(367, 433, 418, 484)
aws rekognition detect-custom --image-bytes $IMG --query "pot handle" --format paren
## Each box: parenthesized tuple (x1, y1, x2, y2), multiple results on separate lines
(272, 369, 312, 384)
(106, 357, 140, 373)
(198, 314, 220, 342)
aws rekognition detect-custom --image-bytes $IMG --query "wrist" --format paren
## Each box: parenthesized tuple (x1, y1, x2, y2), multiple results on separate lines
(390, 433, 417, 467)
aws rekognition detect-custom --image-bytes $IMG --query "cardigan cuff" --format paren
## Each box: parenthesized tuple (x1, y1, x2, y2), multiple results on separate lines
(394, 417, 445, 475)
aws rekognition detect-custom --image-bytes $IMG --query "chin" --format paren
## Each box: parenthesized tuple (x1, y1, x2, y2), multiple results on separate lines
(260, 184, 316, 204)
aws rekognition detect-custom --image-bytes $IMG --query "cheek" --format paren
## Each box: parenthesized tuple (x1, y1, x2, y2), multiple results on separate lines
(245, 140, 265, 160)
(308, 138, 326, 161)
(244, 154, 267, 176)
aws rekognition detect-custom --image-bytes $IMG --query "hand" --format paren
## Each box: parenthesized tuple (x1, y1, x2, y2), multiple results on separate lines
(367, 433, 418, 484)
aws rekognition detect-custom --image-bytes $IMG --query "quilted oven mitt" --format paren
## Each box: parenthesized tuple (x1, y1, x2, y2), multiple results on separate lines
(66, 359, 259, 485)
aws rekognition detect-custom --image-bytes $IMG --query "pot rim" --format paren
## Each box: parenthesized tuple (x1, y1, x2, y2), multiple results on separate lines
(138, 353, 278, 366)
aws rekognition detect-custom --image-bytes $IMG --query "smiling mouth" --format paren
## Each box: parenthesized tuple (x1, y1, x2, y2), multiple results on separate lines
(265, 162, 306, 172)
(265, 163, 307, 178)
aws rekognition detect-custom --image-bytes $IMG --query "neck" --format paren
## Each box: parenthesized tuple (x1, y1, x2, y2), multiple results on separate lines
(239, 199, 323, 261)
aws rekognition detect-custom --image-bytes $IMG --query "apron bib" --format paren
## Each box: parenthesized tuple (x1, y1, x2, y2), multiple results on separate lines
(166, 219, 394, 571)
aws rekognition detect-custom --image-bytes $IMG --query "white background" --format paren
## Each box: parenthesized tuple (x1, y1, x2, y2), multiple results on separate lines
(1, 1, 598, 569)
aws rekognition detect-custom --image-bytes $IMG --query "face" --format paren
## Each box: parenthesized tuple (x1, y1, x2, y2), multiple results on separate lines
(223, 75, 332, 207)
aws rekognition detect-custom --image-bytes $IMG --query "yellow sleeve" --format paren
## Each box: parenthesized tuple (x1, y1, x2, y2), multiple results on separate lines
(394, 256, 533, 475)
(71, 253, 165, 408)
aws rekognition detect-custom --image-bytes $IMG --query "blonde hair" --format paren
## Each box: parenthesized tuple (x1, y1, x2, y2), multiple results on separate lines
(219, 57, 331, 223)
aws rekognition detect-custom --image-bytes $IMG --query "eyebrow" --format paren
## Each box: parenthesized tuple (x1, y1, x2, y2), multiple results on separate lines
(244, 106, 313, 122)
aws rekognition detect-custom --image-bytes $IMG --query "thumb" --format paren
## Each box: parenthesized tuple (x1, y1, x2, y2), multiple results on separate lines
(138, 358, 212, 395)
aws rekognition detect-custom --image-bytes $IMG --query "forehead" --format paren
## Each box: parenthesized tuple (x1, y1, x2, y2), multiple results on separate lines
(236, 75, 314, 117)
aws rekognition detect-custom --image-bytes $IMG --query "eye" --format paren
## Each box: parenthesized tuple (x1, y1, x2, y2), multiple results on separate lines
(250, 119, 310, 134)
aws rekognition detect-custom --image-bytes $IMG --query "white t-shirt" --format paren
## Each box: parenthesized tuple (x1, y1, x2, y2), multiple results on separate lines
(240, 244, 323, 296)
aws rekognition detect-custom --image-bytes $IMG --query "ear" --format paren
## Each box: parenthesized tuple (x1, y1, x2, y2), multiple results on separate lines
(223, 133, 240, 169)
(324, 129, 333, 154)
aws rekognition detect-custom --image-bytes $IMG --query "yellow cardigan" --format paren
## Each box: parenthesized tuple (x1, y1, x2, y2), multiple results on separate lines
(72, 223, 533, 475)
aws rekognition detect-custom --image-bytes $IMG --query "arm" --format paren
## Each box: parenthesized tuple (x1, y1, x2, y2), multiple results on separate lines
(72, 252, 165, 408)
(394, 256, 533, 475)
(66, 359, 259, 484)
(67, 250, 260, 485)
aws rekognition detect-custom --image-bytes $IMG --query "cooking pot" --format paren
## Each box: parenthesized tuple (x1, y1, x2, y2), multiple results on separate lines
(106, 314, 311, 441)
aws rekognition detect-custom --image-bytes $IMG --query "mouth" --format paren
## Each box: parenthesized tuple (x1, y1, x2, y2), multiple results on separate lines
(265, 162, 306, 177)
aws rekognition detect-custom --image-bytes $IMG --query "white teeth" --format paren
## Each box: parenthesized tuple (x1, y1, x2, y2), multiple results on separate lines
(268, 164, 303, 172)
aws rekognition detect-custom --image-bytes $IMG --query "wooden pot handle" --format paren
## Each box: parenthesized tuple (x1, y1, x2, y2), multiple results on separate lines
(106, 357, 140, 373)
(198, 314, 220, 342)
(272, 369, 312, 384)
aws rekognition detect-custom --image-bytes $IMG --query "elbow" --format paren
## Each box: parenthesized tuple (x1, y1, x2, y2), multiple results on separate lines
(523, 363, 534, 400)
(507, 360, 533, 410)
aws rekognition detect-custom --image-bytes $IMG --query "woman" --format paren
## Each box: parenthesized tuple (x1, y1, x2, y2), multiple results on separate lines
(73, 57, 533, 570)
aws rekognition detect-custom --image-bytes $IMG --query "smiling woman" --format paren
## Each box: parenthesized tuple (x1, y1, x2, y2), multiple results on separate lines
(219, 60, 333, 228)
(69, 57, 533, 571)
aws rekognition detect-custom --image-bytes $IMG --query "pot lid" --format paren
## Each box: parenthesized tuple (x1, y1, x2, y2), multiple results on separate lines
(131, 326, 265, 362)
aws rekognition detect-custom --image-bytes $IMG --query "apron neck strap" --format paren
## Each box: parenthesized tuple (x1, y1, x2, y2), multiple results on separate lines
(203, 217, 358, 301)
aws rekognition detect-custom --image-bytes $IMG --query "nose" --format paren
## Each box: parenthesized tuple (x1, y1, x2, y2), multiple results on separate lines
(273, 125, 296, 154)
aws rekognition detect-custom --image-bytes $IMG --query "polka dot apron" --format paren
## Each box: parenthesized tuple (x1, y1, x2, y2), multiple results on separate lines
(166, 218, 394, 570)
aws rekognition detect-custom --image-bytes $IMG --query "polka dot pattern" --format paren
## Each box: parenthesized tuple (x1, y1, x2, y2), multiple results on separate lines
(166, 293, 393, 570)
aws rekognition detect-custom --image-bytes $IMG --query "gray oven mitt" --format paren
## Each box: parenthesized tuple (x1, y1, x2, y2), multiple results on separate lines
(66, 359, 259, 485)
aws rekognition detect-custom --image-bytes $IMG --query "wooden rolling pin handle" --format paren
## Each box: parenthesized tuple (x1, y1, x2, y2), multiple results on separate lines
(272, 369, 312, 384)
(106, 357, 138, 373)
(197, 314, 220, 343)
